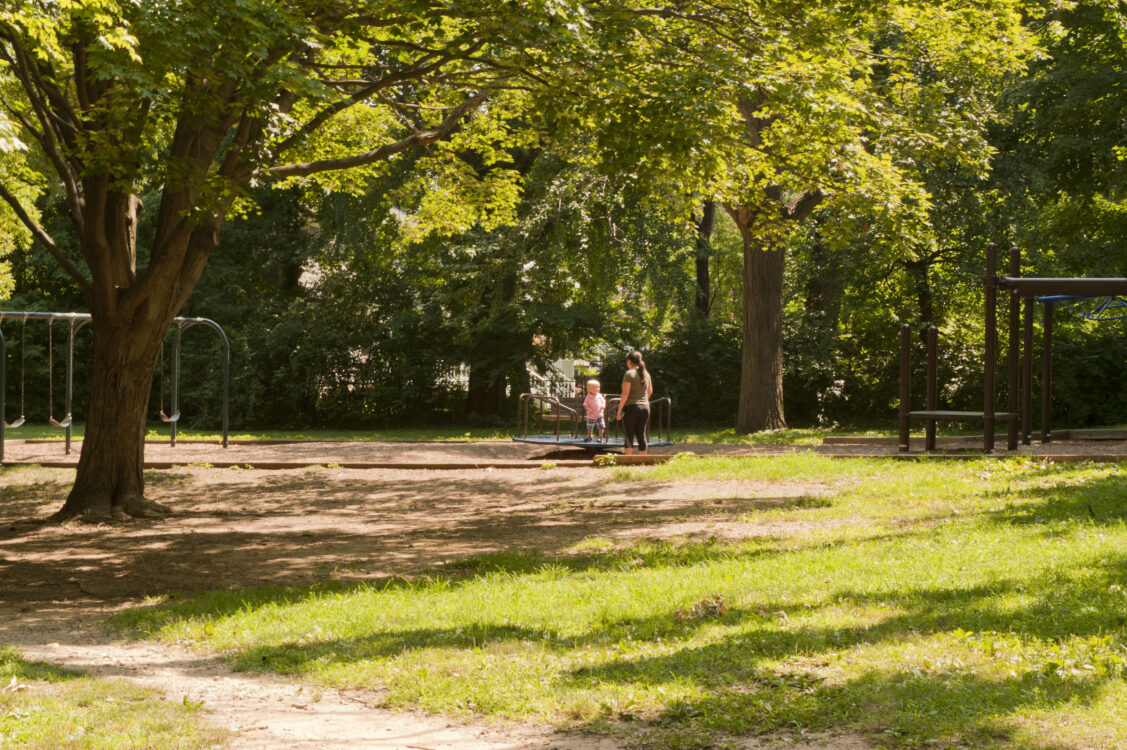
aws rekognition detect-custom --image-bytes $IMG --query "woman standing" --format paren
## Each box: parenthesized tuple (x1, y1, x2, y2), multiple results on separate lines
(616, 350, 653, 455)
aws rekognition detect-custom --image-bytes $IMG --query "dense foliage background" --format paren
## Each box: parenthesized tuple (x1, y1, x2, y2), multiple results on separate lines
(2, 0, 1124, 432)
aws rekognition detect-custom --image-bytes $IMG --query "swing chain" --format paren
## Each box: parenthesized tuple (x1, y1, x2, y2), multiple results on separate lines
(47, 317, 53, 421)
(159, 339, 166, 417)
(18, 315, 26, 419)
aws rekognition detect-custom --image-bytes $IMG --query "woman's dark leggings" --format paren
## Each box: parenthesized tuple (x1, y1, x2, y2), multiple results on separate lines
(622, 403, 650, 452)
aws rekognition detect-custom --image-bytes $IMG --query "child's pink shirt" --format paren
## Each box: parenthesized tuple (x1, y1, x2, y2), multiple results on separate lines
(583, 392, 605, 419)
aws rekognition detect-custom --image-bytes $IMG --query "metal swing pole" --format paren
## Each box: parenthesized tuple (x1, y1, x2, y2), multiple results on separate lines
(65, 318, 89, 454)
(171, 322, 182, 447)
(173, 317, 229, 448)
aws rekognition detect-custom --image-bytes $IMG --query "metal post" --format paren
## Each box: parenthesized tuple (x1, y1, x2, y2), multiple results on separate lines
(984, 243, 997, 453)
(1022, 296, 1033, 445)
(65, 318, 75, 454)
(1007, 247, 1020, 451)
(221, 321, 230, 449)
(925, 325, 937, 451)
(171, 324, 182, 447)
(1041, 303, 1054, 443)
(174, 318, 230, 448)
(899, 323, 911, 452)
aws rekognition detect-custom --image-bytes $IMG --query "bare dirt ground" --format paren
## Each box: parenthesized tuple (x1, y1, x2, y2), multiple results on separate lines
(0, 437, 974, 749)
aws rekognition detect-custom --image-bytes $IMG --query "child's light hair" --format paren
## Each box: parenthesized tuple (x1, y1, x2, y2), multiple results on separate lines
(587, 379, 600, 389)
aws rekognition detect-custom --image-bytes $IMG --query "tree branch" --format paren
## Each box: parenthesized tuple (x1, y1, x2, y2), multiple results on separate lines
(782, 189, 824, 222)
(0, 37, 86, 234)
(273, 38, 485, 157)
(0, 183, 92, 293)
(261, 93, 486, 181)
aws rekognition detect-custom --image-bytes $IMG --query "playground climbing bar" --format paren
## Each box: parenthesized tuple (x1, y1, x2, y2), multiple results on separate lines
(0, 312, 229, 462)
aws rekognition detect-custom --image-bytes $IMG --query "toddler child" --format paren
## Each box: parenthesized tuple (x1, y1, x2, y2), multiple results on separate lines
(583, 379, 606, 441)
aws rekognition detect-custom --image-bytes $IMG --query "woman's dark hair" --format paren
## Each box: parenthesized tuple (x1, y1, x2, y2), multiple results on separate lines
(627, 350, 648, 386)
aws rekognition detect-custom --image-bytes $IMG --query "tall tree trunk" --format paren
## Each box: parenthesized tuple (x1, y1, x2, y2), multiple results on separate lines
(735, 214, 787, 432)
(53, 204, 220, 520)
(904, 257, 935, 325)
(53, 312, 172, 520)
(694, 200, 716, 317)
(467, 364, 507, 416)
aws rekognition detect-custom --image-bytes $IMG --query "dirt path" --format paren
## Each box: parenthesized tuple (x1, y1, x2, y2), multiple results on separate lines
(6, 600, 625, 750)
(0, 454, 870, 749)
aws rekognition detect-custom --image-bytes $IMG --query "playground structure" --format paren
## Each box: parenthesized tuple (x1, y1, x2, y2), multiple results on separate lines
(0, 311, 230, 461)
(899, 244, 1127, 452)
(513, 392, 673, 451)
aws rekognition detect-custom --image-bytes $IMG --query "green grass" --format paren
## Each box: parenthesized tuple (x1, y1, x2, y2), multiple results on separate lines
(0, 647, 226, 749)
(110, 455, 1127, 748)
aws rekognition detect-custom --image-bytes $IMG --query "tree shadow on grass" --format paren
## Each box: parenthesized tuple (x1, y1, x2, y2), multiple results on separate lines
(0, 647, 84, 683)
(989, 472, 1127, 528)
(637, 667, 1098, 749)
(108, 547, 1127, 747)
(566, 552, 1127, 746)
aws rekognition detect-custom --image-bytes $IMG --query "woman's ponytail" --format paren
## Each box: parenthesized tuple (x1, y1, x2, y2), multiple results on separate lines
(627, 350, 647, 388)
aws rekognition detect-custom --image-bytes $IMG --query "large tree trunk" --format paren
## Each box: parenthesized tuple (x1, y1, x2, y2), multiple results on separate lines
(52, 200, 220, 521)
(467, 364, 508, 416)
(736, 217, 787, 432)
(53, 311, 172, 520)
(904, 257, 935, 325)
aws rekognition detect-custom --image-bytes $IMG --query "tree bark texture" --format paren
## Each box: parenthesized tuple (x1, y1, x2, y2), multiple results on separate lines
(54, 314, 170, 520)
(728, 91, 825, 433)
(905, 257, 937, 326)
(467, 365, 509, 416)
(735, 216, 788, 432)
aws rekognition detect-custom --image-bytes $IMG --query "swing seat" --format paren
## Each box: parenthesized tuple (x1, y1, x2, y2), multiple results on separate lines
(3, 417, 25, 429)
(159, 410, 180, 423)
(49, 415, 72, 428)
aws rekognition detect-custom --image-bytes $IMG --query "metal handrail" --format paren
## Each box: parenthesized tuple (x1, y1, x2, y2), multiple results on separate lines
(605, 395, 671, 445)
(518, 393, 582, 442)
(516, 389, 673, 449)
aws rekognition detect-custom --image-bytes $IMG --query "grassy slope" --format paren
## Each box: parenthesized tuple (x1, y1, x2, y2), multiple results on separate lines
(111, 455, 1127, 749)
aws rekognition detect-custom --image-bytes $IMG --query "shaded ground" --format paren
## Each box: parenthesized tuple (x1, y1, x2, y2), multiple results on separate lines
(8, 434, 1127, 470)
(0, 464, 837, 603)
(0, 450, 872, 750)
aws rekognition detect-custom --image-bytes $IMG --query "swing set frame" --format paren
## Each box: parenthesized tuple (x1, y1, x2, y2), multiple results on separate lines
(0, 311, 230, 462)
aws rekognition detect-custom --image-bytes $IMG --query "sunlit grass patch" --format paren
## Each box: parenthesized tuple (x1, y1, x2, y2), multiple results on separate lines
(669, 427, 831, 445)
(0, 647, 225, 749)
(111, 458, 1127, 748)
